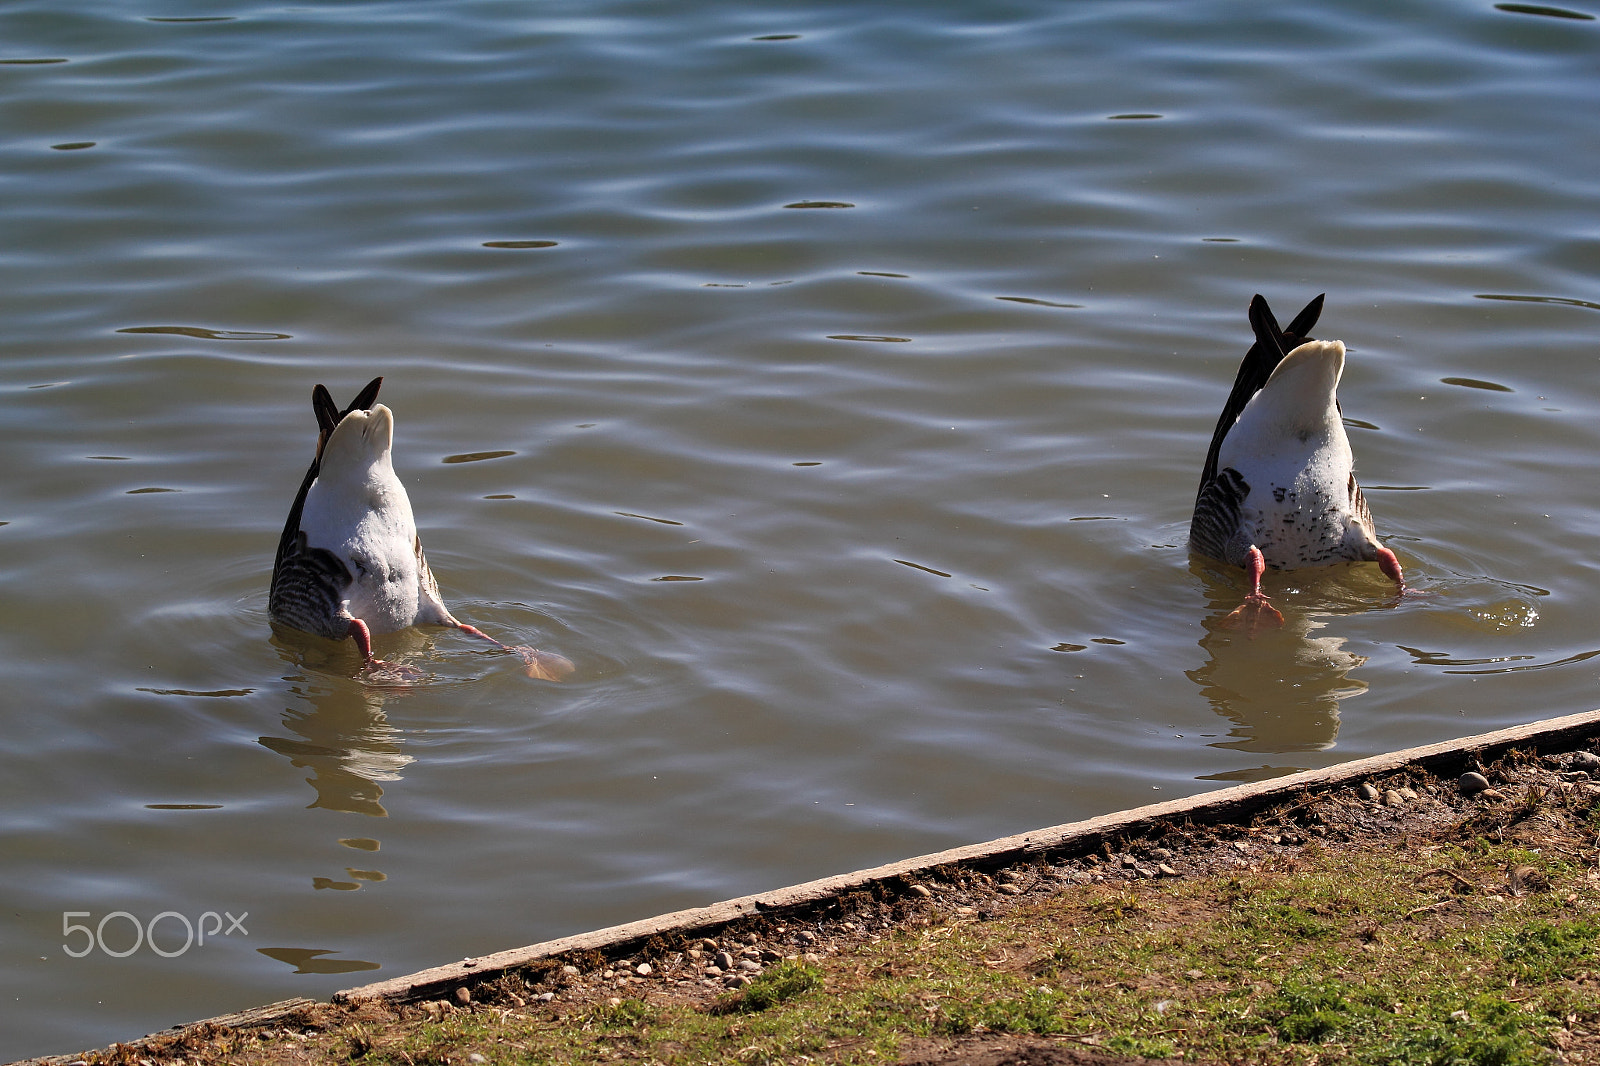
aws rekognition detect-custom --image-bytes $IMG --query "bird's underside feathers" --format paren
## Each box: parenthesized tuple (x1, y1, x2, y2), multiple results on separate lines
(1188, 294, 1384, 572)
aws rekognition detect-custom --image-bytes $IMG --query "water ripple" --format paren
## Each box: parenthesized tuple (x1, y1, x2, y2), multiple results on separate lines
(7, 0, 1600, 1056)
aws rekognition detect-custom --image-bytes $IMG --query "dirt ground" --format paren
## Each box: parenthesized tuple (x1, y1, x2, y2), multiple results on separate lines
(26, 742, 1600, 1066)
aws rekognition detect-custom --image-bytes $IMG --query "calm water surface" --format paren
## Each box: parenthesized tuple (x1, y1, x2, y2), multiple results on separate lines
(5, 0, 1600, 1055)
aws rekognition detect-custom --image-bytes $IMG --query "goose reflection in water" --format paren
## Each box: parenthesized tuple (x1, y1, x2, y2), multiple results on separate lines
(1186, 561, 1393, 757)
(260, 631, 424, 817)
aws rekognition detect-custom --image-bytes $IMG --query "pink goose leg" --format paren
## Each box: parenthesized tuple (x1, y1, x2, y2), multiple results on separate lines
(1222, 545, 1285, 637)
(453, 622, 575, 681)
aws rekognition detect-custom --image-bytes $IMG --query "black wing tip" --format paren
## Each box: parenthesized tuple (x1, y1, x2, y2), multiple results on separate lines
(1248, 292, 1326, 337)
(308, 376, 386, 455)
(1285, 293, 1325, 339)
(1247, 296, 1287, 359)
(347, 376, 383, 415)
(310, 375, 384, 415)
(1246, 291, 1329, 357)
(311, 384, 339, 436)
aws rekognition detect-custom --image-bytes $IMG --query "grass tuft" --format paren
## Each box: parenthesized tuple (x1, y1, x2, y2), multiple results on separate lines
(732, 960, 822, 1012)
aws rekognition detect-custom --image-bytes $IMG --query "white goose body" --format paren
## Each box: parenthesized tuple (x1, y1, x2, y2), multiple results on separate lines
(1189, 296, 1401, 630)
(296, 403, 452, 635)
(1212, 339, 1381, 569)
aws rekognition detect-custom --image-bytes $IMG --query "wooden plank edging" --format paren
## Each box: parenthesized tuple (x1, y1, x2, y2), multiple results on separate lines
(333, 706, 1600, 1006)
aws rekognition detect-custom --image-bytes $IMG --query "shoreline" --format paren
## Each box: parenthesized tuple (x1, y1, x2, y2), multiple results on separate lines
(16, 706, 1600, 1065)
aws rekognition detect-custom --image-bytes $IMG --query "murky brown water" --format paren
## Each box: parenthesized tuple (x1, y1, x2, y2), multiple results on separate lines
(5, 0, 1600, 1055)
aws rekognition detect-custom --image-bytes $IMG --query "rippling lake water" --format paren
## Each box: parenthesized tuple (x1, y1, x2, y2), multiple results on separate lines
(5, 0, 1600, 1055)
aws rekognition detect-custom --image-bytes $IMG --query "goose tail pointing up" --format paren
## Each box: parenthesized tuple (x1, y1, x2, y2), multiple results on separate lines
(268, 377, 574, 681)
(1189, 294, 1401, 636)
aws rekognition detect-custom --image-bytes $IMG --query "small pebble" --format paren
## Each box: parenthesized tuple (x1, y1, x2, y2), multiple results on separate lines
(1459, 772, 1491, 796)
(1383, 789, 1405, 808)
(1399, 786, 1419, 800)
(635, 962, 652, 976)
(536, 992, 555, 1002)
(1572, 751, 1600, 771)
(468, 1055, 487, 1064)
(1478, 788, 1506, 801)
(725, 974, 751, 988)
(561, 965, 580, 976)
(999, 883, 1024, 895)
(454, 987, 472, 1006)
(802, 952, 822, 965)
(705, 966, 723, 976)
(1158, 863, 1179, 877)
(998, 868, 1024, 882)
(1149, 847, 1173, 861)
(761, 948, 782, 961)
(738, 959, 762, 972)
(909, 883, 932, 897)
(715, 950, 735, 970)
(1358, 782, 1380, 801)
(796, 930, 818, 944)
(607, 997, 621, 1007)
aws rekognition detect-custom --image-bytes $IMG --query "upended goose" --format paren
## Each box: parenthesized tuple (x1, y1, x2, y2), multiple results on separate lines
(1189, 295, 1403, 633)
(269, 377, 573, 680)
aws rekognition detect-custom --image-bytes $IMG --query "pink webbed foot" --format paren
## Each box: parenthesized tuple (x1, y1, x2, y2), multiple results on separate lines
(1222, 593, 1285, 637)
(454, 622, 574, 681)
(347, 618, 424, 682)
(510, 646, 576, 681)
(1220, 545, 1285, 638)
